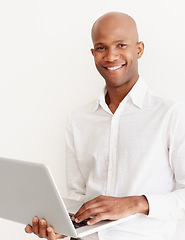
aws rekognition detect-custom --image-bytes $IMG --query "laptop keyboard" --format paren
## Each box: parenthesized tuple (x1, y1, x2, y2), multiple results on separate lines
(69, 213, 90, 229)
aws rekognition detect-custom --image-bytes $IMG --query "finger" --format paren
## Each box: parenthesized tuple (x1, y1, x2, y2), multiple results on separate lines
(32, 217, 39, 235)
(55, 233, 67, 239)
(47, 227, 56, 240)
(74, 207, 104, 223)
(25, 224, 33, 234)
(47, 226, 66, 240)
(39, 219, 47, 238)
(74, 196, 103, 219)
(87, 212, 109, 225)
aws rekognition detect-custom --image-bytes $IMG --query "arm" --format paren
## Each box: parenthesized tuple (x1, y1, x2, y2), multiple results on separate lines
(73, 195, 149, 225)
(145, 103, 185, 220)
(73, 103, 185, 224)
(65, 115, 86, 201)
(25, 116, 86, 239)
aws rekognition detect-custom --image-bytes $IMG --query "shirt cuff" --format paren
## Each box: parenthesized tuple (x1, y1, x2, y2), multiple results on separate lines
(144, 194, 171, 220)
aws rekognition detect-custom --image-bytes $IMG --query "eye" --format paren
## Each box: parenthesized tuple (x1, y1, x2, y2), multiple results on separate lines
(118, 43, 127, 48)
(96, 46, 106, 51)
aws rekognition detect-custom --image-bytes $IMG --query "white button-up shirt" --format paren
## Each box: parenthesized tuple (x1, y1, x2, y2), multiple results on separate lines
(66, 77, 185, 240)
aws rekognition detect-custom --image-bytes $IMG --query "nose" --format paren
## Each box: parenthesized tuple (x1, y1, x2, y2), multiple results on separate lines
(104, 48, 119, 62)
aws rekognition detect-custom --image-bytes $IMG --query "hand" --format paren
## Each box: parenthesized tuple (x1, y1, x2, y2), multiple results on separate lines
(25, 217, 66, 240)
(72, 195, 149, 225)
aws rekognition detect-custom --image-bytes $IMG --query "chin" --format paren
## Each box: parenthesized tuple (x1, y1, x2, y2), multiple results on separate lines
(105, 78, 128, 88)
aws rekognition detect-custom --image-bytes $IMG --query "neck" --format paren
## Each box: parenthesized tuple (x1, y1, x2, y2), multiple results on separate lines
(105, 76, 139, 114)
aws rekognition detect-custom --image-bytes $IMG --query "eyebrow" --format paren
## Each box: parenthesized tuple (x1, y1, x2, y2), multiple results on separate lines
(114, 40, 126, 43)
(94, 40, 127, 47)
(94, 42, 104, 47)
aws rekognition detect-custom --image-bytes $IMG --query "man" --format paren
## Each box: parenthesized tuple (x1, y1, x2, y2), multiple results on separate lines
(25, 12, 185, 240)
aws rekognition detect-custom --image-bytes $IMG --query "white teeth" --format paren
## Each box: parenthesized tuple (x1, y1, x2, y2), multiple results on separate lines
(107, 65, 122, 70)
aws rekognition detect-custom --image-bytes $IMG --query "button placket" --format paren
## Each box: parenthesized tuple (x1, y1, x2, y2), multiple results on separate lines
(106, 103, 125, 196)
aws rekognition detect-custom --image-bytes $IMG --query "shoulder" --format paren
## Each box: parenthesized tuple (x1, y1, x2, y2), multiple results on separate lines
(146, 88, 185, 114)
(67, 99, 98, 123)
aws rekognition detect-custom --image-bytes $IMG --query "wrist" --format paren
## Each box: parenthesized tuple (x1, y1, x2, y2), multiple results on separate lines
(136, 195, 149, 215)
(120, 195, 149, 216)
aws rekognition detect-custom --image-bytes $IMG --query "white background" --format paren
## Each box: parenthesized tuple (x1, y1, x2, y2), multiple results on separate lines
(0, 0, 185, 239)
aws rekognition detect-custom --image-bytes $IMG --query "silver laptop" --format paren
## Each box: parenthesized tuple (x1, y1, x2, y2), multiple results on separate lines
(0, 157, 137, 238)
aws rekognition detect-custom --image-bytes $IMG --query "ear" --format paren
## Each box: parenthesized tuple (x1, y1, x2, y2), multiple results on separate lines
(91, 48, 94, 56)
(137, 41, 144, 59)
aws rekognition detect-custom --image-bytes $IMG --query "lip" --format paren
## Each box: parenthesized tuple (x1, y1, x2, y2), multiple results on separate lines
(103, 64, 126, 72)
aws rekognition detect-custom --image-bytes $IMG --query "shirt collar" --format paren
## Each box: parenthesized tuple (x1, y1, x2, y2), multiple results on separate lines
(92, 87, 107, 112)
(92, 76, 148, 112)
(128, 77, 148, 109)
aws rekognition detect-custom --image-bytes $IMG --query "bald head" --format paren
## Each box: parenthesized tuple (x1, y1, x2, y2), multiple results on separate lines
(90, 12, 144, 91)
(91, 12, 139, 44)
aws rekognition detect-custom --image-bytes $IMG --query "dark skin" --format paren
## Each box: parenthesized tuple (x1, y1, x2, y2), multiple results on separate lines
(73, 12, 148, 225)
(91, 12, 144, 113)
(25, 217, 66, 239)
(25, 12, 148, 240)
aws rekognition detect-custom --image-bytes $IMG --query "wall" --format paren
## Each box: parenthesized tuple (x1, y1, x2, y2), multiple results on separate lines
(0, 0, 185, 239)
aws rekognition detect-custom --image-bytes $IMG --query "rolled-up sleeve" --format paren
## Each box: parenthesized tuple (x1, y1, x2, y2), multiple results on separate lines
(65, 115, 86, 202)
(145, 103, 185, 220)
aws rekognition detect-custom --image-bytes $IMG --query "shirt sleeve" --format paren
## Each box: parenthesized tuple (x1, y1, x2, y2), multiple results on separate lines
(145, 103, 185, 220)
(65, 115, 86, 202)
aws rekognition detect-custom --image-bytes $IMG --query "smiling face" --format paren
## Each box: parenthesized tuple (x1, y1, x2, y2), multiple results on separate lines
(91, 12, 144, 89)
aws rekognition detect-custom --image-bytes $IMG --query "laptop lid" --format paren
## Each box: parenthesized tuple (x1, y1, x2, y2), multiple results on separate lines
(0, 157, 137, 238)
